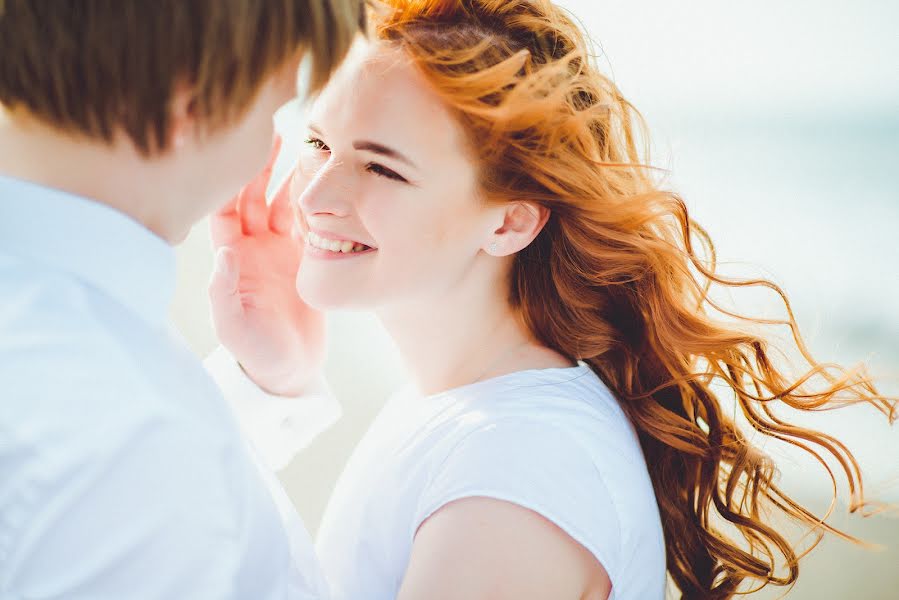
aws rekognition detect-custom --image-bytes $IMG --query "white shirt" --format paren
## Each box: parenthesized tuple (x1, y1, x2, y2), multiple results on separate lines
(0, 175, 336, 599)
(314, 364, 667, 600)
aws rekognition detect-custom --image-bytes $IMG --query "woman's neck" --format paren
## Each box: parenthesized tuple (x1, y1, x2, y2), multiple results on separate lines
(377, 273, 573, 395)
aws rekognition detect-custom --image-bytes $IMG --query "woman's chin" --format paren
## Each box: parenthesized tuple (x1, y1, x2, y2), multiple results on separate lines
(295, 277, 365, 311)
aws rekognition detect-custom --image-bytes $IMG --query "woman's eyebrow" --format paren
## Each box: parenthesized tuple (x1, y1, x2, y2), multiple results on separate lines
(352, 140, 419, 170)
(307, 122, 419, 171)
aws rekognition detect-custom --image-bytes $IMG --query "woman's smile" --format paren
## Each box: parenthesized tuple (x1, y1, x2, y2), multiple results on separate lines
(304, 229, 377, 259)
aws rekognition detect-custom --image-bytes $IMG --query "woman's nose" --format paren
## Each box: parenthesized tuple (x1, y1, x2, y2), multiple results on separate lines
(296, 160, 354, 218)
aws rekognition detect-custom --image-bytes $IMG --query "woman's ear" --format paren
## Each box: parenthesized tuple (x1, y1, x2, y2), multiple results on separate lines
(485, 201, 549, 256)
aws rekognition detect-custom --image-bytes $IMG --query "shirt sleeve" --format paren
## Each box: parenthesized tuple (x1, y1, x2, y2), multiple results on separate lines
(413, 418, 624, 585)
(204, 345, 340, 471)
(1, 410, 289, 599)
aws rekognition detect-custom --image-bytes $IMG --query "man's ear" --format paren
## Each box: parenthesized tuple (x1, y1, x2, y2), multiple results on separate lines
(167, 82, 197, 150)
(485, 201, 549, 256)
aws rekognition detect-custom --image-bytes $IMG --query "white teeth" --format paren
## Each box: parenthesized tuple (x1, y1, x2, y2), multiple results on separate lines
(305, 231, 370, 253)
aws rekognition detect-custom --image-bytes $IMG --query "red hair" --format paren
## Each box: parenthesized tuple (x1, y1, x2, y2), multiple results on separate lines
(373, 1, 896, 597)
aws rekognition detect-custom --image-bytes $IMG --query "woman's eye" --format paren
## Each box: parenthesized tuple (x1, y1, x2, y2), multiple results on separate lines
(366, 163, 407, 183)
(304, 137, 329, 151)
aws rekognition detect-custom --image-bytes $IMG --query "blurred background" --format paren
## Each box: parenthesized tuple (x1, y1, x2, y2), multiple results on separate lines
(172, 1, 898, 597)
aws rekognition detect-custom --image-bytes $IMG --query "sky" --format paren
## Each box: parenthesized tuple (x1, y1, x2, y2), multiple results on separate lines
(555, 0, 899, 119)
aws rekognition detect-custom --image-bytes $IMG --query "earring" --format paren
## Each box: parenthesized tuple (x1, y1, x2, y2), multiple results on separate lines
(489, 241, 498, 254)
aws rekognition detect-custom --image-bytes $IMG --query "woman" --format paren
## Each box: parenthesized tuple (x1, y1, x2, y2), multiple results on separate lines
(209, 1, 895, 598)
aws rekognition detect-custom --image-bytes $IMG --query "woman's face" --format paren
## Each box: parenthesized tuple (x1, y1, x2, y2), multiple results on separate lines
(290, 41, 496, 311)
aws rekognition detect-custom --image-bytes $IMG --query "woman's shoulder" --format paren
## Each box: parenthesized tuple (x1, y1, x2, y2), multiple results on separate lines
(424, 366, 660, 511)
(445, 363, 639, 454)
(420, 365, 654, 498)
(413, 390, 663, 587)
(397, 363, 656, 515)
(466, 362, 620, 410)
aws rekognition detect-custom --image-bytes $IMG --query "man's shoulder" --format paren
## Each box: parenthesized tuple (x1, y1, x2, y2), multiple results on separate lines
(0, 255, 245, 470)
(0, 266, 241, 493)
(1, 258, 140, 379)
(0, 257, 190, 437)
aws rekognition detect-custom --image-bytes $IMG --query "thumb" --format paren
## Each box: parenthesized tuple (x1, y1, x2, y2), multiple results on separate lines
(208, 247, 244, 325)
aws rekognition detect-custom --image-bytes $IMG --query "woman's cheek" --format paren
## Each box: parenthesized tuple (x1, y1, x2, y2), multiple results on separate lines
(357, 191, 400, 232)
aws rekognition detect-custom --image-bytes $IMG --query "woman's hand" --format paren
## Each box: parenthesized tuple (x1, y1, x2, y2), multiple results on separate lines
(208, 136, 325, 396)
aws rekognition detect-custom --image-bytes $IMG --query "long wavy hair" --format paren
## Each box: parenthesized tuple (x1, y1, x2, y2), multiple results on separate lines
(371, 0, 896, 597)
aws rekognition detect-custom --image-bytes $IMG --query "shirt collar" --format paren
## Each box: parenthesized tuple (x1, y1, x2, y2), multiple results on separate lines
(0, 174, 177, 326)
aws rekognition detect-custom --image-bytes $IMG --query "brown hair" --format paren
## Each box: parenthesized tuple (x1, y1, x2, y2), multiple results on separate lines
(374, 1, 897, 597)
(0, 0, 365, 154)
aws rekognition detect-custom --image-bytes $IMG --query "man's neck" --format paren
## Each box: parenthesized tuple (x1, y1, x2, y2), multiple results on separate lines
(0, 111, 188, 244)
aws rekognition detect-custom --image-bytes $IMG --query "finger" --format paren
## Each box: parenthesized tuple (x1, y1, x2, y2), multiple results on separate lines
(237, 179, 268, 236)
(263, 133, 283, 175)
(268, 170, 295, 235)
(239, 135, 283, 235)
(209, 195, 242, 246)
(208, 247, 244, 336)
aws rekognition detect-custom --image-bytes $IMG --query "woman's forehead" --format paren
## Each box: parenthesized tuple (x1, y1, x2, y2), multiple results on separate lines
(309, 42, 469, 160)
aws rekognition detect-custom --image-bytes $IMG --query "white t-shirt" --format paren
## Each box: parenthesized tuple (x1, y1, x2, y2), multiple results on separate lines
(315, 363, 667, 600)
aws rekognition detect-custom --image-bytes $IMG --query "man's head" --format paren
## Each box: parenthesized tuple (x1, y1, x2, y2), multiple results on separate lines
(0, 0, 364, 241)
(0, 0, 364, 153)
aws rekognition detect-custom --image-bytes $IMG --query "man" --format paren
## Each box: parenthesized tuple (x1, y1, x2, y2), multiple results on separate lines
(0, 1, 362, 597)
